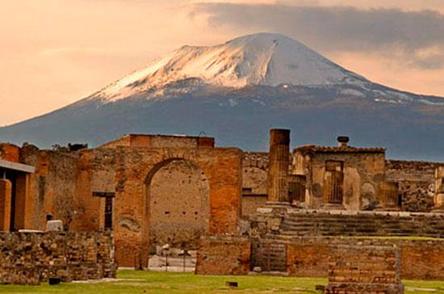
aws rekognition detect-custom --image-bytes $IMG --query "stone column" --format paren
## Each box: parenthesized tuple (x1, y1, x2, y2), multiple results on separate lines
(434, 167, 444, 211)
(0, 179, 12, 231)
(267, 129, 290, 203)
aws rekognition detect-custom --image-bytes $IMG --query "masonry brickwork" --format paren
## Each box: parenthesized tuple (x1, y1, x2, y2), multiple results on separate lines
(1, 131, 444, 272)
(293, 146, 386, 210)
(1, 136, 243, 267)
(195, 235, 444, 280)
(0, 231, 116, 285)
(386, 160, 439, 212)
(282, 237, 444, 280)
(149, 159, 209, 251)
(241, 152, 268, 218)
(0, 144, 20, 162)
(195, 236, 251, 275)
(325, 245, 403, 294)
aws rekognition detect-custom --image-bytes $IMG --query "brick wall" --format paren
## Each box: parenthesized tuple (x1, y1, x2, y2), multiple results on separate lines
(196, 236, 444, 280)
(149, 159, 209, 250)
(284, 237, 444, 280)
(386, 160, 442, 211)
(326, 245, 403, 293)
(0, 231, 116, 285)
(0, 144, 20, 162)
(20, 146, 80, 231)
(100, 134, 215, 149)
(242, 152, 268, 218)
(195, 236, 251, 275)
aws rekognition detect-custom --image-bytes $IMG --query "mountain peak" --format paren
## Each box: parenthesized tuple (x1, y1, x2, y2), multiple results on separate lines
(97, 33, 365, 101)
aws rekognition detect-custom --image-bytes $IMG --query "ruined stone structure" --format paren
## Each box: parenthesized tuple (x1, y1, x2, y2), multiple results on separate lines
(0, 135, 242, 267)
(293, 140, 389, 210)
(197, 235, 444, 281)
(1, 130, 444, 273)
(435, 166, 444, 211)
(241, 152, 268, 218)
(325, 245, 403, 293)
(195, 236, 251, 275)
(387, 160, 439, 212)
(0, 231, 115, 285)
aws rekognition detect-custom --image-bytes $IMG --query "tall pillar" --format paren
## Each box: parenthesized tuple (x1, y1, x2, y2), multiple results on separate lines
(267, 129, 290, 203)
(434, 167, 444, 211)
(0, 179, 12, 231)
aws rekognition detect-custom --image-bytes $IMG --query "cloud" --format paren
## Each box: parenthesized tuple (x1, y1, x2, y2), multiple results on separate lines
(193, 3, 444, 68)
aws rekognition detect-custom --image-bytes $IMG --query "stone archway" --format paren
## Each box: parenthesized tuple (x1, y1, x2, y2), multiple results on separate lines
(145, 158, 210, 253)
(112, 147, 242, 268)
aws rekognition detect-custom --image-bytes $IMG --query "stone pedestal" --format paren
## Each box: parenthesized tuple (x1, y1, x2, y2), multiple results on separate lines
(0, 179, 12, 231)
(46, 220, 64, 232)
(267, 129, 290, 203)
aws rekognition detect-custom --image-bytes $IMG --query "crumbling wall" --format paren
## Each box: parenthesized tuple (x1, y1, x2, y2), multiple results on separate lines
(195, 236, 251, 275)
(0, 231, 116, 285)
(295, 151, 386, 210)
(386, 160, 441, 211)
(325, 245, 403, 293)
(241, 152, 268, 218)
(71, 148, 117, 232)
(112, 147, 242, 267)
(101, 134, 215, 149)
(19, 146, 80, 230)
(286, 237, 444, 280)
(0, 144, 20, 162)
(196, 235, 444, 280)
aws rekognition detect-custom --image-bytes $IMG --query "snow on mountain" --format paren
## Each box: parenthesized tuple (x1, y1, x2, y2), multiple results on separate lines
(96, 33, 366, 102)
(2, 32, 444, 160)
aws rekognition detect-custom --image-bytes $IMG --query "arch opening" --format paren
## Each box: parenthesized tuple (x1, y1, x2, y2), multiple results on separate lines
(145, 159, 209, 253)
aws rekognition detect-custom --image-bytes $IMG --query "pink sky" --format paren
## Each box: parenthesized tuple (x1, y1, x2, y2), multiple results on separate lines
(1, 0, 443, 126)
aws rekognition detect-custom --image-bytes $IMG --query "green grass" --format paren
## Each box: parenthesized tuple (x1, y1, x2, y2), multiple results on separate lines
(0, 270, 443, 293)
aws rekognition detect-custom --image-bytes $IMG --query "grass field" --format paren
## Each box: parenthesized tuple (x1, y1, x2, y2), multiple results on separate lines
(0, 270, 444, 293)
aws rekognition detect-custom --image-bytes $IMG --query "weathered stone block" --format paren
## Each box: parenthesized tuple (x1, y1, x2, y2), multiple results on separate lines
(195, 236, 251, 275)
(46, 220, 64, 232)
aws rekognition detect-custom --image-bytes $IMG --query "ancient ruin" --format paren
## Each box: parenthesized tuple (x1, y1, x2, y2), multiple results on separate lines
(1, 129, 444, 287)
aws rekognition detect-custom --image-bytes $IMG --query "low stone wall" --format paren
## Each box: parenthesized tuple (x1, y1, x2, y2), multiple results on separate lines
(195, 236, 251, 275)
(326, 245, 403, 294)
(0, 231, 116, 285)
(284, 237, 444, 280)
(196, 234, 444, 280)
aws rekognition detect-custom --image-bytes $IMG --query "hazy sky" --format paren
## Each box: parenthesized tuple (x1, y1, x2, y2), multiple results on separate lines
(1, 0, 444, 126)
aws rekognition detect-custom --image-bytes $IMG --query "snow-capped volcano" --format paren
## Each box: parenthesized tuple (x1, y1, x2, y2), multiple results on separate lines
(1, 33, 444, 160)
(98, 33, 365, 101)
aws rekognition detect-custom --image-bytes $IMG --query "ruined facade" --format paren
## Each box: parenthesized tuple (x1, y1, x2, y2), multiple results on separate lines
(0, 135, 242, 267)
(0, 231, 115, 285)
(292, 143, 390, 210)
(1, 130, 444, 270)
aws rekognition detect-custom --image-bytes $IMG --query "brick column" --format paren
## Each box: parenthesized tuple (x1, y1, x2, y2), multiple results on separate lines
(0, 179, 12, 231)
(435, 167, 444, 211)
(267, 129, 290, 203)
